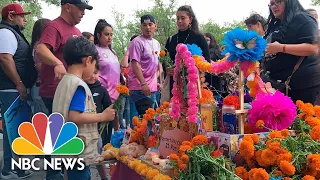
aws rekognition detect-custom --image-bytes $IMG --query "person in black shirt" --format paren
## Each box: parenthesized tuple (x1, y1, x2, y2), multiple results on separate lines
(264, 0, 320, 104)
(164, 5, 210, 98)
(203, 32, 226, 99)
(245, 13, 267, 37)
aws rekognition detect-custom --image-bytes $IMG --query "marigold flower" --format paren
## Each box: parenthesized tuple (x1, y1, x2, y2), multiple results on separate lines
(248, 168, 258, 180)
(243, 135, 254, 144)
(132, 116, 140, 126)
(273, 170, 285, 177)
(296, 100, 304, 109)
(178, 163, 187, 171)
(305, 116, 320, 128)
(191, 135, 208, 146)
(239, 140, 255, 159)
(310, 126, 320, 141)
(255, 120, 265, 129)
(159, 50, 166, 57)
(302, 175, 315, 180)
(182, 141, 193, 147)
(146, 169, 160, 180)
(180, 154, 189, 164)
(252, 168, 270, 180)
(281, 129, 290, 137)
(301, 103, 315, 116)
(277, 153, 293, 165)
(235, 167, 248, 180)
(314, 105, 320, 118)
(307, 154, 320, 171)
(179, 145, 192, 153)
(279, 160, 296, 176)
(283, 178, 292, 180)
(169, 154, 179, 161)
(245, 157, 257, 169)
(255, 150, 269, 167)
(261, 148, 277, 166)
(251, 134, 259, 144)
(269, 131, 284, 139)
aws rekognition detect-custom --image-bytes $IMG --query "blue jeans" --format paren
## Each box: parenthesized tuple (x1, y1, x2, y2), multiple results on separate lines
(0, 91, 22, 173)
(30, 85, 48, 115)
(130, 90, 157, 116)
(67, 166, 91, 180)
(129, 97, 138, 124)
(118, 96, 130, 129)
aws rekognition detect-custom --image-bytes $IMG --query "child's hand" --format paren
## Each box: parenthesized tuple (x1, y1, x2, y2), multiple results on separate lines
(102, 104, 116, 121)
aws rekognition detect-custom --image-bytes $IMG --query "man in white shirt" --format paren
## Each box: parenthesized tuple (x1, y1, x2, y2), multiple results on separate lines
(0, 3, 36, 179)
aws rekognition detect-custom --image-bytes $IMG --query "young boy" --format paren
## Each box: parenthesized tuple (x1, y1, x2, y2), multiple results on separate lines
(85, 63, 113, 180)
(52, 36, 115, 179)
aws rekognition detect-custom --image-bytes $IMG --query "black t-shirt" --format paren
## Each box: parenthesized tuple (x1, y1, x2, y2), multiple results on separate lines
(165, 29, 210, 96)
(165, 29, 210, 63)
(264, 12, 320, 90)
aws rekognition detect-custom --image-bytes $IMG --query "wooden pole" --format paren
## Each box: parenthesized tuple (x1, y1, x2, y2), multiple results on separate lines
(238, 69, 245, 134)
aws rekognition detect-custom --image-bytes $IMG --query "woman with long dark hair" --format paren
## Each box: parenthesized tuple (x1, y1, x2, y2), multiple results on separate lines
(203, 32, 226, 99)
(163, 5, 210, 100)
(31, 18, 51, 115)
(264, 0, 320, 104)
(94, 19, 120, 102)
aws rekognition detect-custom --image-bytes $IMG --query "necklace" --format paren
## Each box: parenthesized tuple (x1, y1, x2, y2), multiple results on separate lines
(146, 39, 155, 55)
(177, 30, 191, 44)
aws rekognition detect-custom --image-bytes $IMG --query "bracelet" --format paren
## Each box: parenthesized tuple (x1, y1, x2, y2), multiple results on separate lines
(283, 45, 286, 53)
(141, 82, 147, 86)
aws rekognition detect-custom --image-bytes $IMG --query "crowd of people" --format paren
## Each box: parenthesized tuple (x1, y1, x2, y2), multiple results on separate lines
(0, 0, 320, 179)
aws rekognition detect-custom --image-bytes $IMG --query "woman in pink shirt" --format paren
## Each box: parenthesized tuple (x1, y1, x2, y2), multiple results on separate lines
(94, 19, 120, 102)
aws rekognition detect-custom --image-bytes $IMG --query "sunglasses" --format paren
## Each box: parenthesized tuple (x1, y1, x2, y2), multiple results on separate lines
(268, 0, 283, 7)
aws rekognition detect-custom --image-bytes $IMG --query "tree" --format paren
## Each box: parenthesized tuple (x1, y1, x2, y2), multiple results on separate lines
(112, 0, 177, 58)
(0, 0, 59, 42)
(201, 20, 246, 44)
(312, 0, 320, 5)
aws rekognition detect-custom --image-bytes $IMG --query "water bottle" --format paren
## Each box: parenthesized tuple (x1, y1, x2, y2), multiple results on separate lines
(222, 105, 237, 134)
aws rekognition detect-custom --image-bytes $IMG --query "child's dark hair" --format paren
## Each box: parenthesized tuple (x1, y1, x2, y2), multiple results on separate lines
(63, 36, 99, 66)
(82, 31, 93, 40)
(95, 61, 100, 70)
(245, 13, 267, 31)
(94, 19, 117, 55)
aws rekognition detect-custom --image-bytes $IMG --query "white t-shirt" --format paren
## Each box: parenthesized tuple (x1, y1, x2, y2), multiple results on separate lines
(0, 29, 18, 55)
(0, 28, 18, 92)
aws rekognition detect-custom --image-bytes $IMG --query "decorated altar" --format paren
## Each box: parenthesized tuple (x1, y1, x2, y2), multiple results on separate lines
(100, 28, 320, 180)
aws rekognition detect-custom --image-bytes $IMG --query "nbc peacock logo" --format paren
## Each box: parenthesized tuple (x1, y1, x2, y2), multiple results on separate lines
(12, 113, 84, 155)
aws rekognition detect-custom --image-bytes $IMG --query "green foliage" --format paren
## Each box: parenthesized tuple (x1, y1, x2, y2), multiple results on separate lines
(312, 0, 320, 5)
(178, 145, 241, 180)
(112, 0, 246, 58)
(201, 20, 246, 45)
(0, 0, 59, 42)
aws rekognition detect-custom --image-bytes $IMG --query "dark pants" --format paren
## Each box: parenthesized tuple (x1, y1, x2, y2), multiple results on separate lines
(289, 85, 320, 105)
(41, 97, 62, 179)
(0, 91, 24, 175)
(101, 121, 113, 146)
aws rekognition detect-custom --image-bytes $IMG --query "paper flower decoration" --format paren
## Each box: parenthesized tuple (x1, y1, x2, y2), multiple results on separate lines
(248, 91, 296, 132)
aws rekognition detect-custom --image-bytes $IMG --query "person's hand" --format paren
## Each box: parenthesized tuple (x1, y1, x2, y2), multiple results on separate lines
(166, 65, 176, 76)
(157, 83, 161, 90)
(102, 104, 116, 121)
(141, 84, 151, 96)
(266, 41, 283, 56)
(54, 64, 66, 80)
(16, 82, 27, 100)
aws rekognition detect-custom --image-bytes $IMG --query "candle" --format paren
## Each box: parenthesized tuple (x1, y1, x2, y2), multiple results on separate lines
(159, 159, 166, 167)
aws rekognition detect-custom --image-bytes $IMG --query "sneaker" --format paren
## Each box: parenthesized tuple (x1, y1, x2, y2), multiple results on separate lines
(13, 170, 34, 179)
(1, 171, 19, 179)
